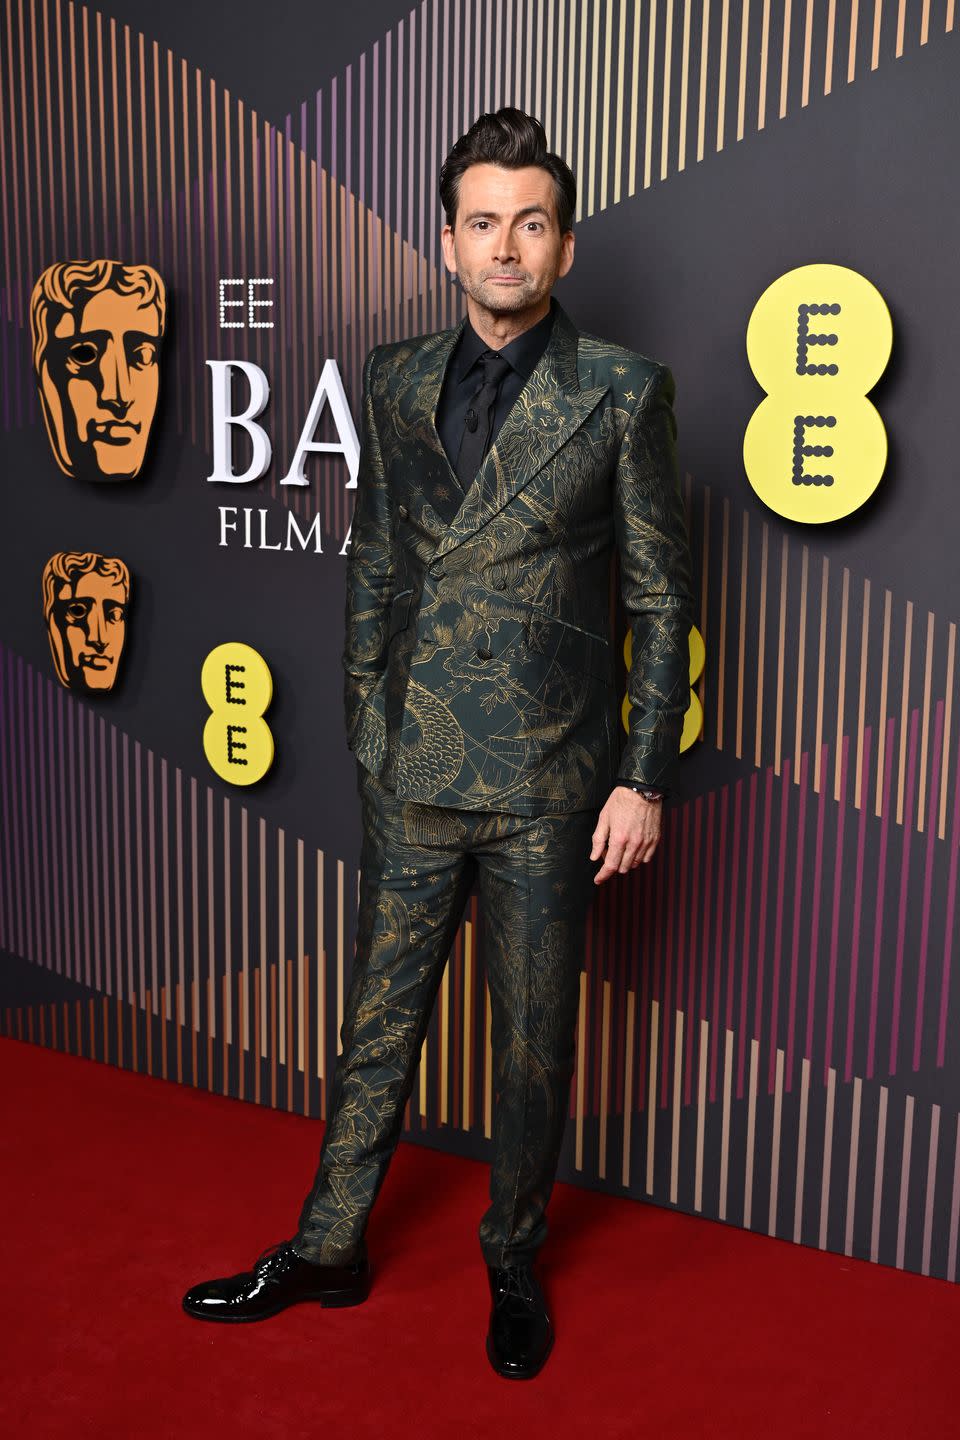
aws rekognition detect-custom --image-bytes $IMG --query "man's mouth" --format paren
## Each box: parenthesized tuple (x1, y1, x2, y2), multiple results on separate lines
(79, 654, 112, 668)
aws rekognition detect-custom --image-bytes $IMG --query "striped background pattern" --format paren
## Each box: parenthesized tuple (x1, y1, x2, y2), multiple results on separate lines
(2, 0, 959, 1282)
(2, 0, 955, 518)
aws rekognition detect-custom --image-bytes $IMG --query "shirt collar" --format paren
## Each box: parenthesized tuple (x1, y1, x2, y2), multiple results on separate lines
(454, 295, 557, 385)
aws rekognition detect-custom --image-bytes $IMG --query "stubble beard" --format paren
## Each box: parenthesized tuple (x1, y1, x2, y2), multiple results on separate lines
(458, 266, 552, 320)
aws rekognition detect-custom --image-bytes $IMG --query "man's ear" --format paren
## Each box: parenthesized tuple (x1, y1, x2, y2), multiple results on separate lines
(557, 230, 575, 280)
(440, 224, 458, 276)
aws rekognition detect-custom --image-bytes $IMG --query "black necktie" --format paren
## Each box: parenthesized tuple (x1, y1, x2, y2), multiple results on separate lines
(455, 349, 513, 491)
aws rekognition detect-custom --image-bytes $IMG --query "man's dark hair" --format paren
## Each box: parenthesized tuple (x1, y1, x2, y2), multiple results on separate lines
(438, 107, 577, 234)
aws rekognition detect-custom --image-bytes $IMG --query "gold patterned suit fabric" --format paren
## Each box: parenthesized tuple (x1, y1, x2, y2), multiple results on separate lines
(293, 759, 599, 1267)
(345, 299, 696, 812)
(292, 302, 695, 1269)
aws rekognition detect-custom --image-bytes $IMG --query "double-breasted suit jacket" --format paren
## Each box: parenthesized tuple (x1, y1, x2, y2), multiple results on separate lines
(343, 297, 695, 815)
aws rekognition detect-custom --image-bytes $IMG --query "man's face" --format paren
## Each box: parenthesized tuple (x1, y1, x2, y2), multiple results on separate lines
(40, 289, 161, 480)
(47, 571, 128, 691)
(440, 163, 574, 321)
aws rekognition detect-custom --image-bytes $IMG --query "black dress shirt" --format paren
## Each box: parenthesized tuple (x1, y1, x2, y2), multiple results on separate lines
(435, 297, 557, 473)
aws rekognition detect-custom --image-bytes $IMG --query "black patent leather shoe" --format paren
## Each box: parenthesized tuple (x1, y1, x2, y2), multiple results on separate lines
(485, 1263, 554, 1379)
(182, 1238, 371, 1322)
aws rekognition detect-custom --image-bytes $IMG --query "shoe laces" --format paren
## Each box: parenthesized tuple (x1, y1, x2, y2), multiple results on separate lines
(496, 1265, 537, 1306)
(253, 1238, 295, 1277)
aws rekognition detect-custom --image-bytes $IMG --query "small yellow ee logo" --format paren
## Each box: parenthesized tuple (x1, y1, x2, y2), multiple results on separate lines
(743, 262, 893, 523)
(201, 642, 274, 785)
(621, 625, 705, 751)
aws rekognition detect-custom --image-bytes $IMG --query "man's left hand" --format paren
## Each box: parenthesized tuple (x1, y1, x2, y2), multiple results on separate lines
(590, 788, 663, 884)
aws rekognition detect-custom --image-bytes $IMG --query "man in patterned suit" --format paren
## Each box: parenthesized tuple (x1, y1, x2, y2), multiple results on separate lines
(183, 107, 695, 1380)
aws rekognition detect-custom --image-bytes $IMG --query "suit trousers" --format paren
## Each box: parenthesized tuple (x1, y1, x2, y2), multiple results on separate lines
(291, 756, 599, 1269)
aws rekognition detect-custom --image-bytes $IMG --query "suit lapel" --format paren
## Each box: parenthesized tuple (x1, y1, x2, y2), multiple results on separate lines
(435, 300, 608, 558)
(392, 319, 466, 484)
(390, 299, 609, 555)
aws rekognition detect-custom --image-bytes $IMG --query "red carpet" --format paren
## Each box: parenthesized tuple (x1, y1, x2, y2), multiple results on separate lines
(1, 1038, 954, 1439)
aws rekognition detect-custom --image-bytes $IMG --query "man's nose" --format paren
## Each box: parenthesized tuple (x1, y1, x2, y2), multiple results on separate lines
(98, 340, 132, 410)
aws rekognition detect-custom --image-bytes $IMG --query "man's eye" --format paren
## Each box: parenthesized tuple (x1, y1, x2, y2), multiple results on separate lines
(65, 602, 90, 622)
(105, 604, 126, 624)
(130, 342, 157, 368)
(68, 341, 99, 366)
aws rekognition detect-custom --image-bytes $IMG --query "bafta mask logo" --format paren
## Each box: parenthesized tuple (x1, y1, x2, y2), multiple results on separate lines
(31, 260, 166, 481)
(42, 552, 131, 692)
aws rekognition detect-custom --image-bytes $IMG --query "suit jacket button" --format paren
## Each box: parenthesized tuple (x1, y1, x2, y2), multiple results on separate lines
(397, 503, 409, 519)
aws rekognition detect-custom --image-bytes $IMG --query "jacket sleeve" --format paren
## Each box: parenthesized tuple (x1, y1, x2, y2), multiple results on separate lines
(343, 345, 395, 745)
(613, 362, 695, 798)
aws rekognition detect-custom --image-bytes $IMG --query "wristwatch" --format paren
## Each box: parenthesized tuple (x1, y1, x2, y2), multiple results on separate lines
(615, 780, 666, 801)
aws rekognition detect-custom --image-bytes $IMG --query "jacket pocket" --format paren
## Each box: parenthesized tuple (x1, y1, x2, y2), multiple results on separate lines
(522, 610, 614, 685)
(387, 587, 414, 640)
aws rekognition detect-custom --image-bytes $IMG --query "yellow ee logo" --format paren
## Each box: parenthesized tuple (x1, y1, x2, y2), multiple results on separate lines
(201, 642, 274, 785)
(621, 625, 705, 751)
(743, 263, 892, 523)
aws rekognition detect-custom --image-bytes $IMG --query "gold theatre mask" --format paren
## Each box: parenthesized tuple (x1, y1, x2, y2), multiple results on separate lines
(31, 260, 166, 481)
(42, 552, 131, 692)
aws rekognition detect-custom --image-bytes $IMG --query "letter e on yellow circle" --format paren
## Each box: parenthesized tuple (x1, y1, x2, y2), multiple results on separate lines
(201, 641, 274, 785)
(744, 263, 892, 523)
